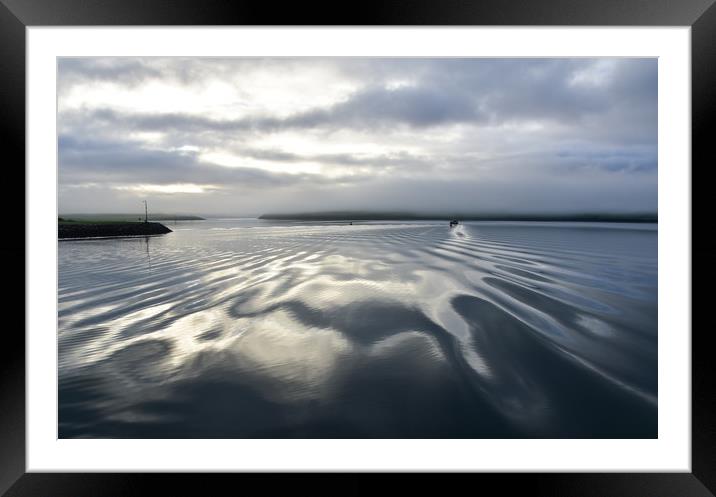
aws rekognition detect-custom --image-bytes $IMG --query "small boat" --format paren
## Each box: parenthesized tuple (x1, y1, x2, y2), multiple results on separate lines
(449, 220, 459, 227)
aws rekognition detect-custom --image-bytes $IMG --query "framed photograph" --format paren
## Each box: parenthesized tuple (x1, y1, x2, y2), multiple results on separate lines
(5, 0, 712, 495)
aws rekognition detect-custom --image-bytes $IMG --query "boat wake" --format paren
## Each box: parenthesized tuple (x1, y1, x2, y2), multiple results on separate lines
(58, 221, 657, 438)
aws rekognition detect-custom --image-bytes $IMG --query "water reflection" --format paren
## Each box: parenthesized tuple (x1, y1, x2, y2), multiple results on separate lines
(144, 236, 151, 269)
(58, 220, 657, 438)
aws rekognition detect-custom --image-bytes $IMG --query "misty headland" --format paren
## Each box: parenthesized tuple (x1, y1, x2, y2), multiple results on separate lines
(259, 211, 658, 223)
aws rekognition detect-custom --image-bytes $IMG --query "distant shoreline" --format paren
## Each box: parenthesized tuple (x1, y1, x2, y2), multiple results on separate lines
(59, 222, 172, 239)
(259, 212, 658, 223)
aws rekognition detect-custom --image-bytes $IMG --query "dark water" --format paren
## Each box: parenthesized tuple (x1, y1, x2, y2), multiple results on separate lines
(58, 220, 657, 438)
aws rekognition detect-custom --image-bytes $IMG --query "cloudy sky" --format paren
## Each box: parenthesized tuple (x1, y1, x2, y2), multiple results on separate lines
(58, 57, 657, 216)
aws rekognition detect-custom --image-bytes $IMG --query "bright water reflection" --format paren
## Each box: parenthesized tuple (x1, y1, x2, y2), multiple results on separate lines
(58, 219, 657, 438)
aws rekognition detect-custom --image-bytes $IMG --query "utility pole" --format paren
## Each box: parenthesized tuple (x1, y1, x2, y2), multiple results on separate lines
(142, 200, 148, 223)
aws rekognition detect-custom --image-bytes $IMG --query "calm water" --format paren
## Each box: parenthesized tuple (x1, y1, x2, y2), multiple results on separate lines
(58, 220, 657, 438)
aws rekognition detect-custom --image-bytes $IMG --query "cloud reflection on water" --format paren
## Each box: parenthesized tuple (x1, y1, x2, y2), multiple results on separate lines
(58, 220, 657, 438)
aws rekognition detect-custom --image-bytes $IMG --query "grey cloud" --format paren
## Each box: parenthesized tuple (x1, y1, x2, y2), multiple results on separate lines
(58, 58, 164, 89)
(234, 147, 433, 172)
(57, 57, 658, 215)
(285, 85, 483, 129)
(59, 57, 237, 88)
(64, 59, 657, 146)
(58, 135, 368, 189)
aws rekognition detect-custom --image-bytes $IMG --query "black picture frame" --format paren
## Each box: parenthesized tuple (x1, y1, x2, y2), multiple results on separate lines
(3, 0, 713, 495)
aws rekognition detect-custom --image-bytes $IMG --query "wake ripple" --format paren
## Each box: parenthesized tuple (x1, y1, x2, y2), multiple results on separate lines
(58, 221, 657, 438)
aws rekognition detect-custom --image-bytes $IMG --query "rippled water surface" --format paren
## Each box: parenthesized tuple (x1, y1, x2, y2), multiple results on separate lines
(58, 219, 657, 438)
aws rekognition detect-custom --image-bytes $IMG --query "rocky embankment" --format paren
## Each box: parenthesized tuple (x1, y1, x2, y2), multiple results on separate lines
(59, 222, 172, 239)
